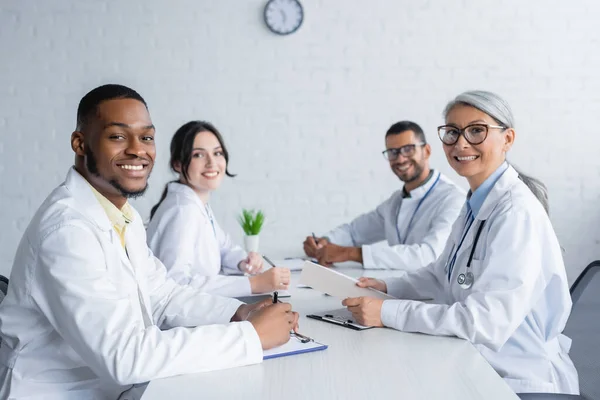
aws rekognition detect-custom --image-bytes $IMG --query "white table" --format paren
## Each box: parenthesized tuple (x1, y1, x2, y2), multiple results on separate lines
(143, 266, 518, 400)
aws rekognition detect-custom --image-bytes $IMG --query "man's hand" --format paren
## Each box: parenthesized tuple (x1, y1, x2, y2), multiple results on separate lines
(316, 243, 362, 267)
(342, 296, 385, 327)
(303, 236, 328, 258)
(231, 298, 272, 322)
(248, 303, 299, 350)
(356, 277, 387, 293)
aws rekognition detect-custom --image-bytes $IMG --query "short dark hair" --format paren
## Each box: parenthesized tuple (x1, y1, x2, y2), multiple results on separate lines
(150, 120, 236, 220)
(76, 84, 147, 130)
(385, 121, 426, 144)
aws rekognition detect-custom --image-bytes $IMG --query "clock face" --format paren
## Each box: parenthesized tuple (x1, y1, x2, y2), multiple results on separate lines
(264, 0, 304, 35)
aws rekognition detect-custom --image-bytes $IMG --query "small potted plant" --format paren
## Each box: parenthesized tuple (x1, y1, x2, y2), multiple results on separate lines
(238, 209, 265, 252)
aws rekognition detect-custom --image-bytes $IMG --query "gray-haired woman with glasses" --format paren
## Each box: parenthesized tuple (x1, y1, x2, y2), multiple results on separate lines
(343, 91, 579, 396)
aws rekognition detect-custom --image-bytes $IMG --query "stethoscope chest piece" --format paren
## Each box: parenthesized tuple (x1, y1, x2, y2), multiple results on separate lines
(454, 218, 486, 290)
(457, 271, 474, 289)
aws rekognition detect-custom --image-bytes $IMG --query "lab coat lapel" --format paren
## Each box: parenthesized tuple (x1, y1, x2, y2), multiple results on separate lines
(113, 230, 136, 276)
(169, 181, 218, 247)
(447, 167, 519, 297)
(64, 167, 113, 233)
(476, 166, 518, 221)
(65, 167, 151, 322)
(65, 168, 139, 278)
(124, 220, 154, 326)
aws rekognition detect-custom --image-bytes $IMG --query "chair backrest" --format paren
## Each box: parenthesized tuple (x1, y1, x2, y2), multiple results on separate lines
(564, 261, 600, 400)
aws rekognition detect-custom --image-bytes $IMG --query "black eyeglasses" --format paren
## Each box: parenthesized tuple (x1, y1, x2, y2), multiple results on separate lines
(382, 143, 425, 161)
(437, 123, 506, 145)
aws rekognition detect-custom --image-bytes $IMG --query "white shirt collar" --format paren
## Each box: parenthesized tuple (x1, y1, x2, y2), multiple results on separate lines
(405, 170, 440, 200)
(166, 181, 208, 211)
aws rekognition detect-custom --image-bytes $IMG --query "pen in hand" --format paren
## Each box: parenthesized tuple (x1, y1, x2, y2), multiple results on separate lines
(265, 253, 279, 304)
(312, 232, 319, 245)
(263, 255, 277, 269)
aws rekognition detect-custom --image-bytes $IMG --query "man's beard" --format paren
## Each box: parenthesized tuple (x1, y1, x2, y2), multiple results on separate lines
(394, 160, 424, 183)
(85, 147, 148, 199)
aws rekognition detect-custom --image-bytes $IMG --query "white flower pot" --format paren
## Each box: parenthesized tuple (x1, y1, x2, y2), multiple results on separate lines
(244, 235, 260, 253)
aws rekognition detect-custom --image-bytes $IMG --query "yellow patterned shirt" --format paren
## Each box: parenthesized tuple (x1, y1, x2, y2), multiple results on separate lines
(88, 184, 134, 249)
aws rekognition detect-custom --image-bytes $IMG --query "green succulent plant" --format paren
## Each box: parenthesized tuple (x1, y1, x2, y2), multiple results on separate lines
(238, 209, 265, 236)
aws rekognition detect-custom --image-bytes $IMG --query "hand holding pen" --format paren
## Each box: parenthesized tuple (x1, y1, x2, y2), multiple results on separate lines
(247, 299, 299, 349)
(303, 232, 329, 258)
(312, 232, 319, 245)
(272, 281, 312, 343)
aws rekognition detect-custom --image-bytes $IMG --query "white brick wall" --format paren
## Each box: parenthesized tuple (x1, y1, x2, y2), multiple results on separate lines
(1, 0, 599, 281)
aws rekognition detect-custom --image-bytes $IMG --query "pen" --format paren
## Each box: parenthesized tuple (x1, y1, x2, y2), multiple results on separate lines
(263, 255, 277, 269)
(312, 232, 319, 244)
(292, 331, 313, 343)
(273, 291, 278, 303)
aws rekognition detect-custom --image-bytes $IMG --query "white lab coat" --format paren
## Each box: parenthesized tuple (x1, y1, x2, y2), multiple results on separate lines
(325, 171, 464, 270)
(146, 182, 252, 297)
(379, 166, 579, 394)
(0, 168, 262, 400)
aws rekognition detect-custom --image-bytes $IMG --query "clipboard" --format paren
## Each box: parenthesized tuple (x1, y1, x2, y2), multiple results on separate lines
(234, 290, 291, 304)
(307, 308, 372, 331)
(263, 334, 328, 360)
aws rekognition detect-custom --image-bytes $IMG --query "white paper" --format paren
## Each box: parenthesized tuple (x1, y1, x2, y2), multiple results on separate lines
(299, 261, 395, 300)
(263, 336, 327, 359)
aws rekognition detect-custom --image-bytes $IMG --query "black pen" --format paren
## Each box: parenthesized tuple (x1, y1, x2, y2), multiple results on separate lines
(312, 232, 319, 244)
(263, 255, 277, 269)
(292, 331, 313, 343)
(273, 291, 278, 303)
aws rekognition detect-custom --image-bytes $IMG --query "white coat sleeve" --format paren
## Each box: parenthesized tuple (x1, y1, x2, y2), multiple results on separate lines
(32, 223, 262, 386)
(144, 250, 247, 329)
(215, 220, 248, 275)
(362, 194, 464, 270)
(380, 209, 552, 351)
(150, 206, 251, 296)
(324, 200, 390, 247)
(381, 263, 445, 301)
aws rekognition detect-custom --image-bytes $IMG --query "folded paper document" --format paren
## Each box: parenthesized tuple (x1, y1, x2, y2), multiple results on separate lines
(299, 261, 395, 300)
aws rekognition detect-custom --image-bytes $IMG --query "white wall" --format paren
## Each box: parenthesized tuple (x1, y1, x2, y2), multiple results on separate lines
(1, 0, 599, 281)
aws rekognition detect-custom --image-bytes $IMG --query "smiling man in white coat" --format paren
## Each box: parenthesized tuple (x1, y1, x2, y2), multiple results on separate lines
(0, 84, 298, 400)
(304, 121, 465, 271)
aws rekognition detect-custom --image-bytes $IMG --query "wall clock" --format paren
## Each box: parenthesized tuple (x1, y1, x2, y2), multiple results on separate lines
(264, 0, 304, 35)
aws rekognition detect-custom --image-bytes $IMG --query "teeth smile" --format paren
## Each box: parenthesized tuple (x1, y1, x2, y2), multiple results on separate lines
(203, 172, 218, 177)
(456, 156, 478, 161)
(120, 165, 144, 170)
(397, 164, 411, 171)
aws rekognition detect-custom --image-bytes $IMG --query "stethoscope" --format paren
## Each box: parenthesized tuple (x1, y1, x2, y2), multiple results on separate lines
(396, 172, 441, 244)
(446, 211, 487, 290)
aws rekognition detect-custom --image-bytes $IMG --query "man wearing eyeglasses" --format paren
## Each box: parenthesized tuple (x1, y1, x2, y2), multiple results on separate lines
(303, 121, 465, 271)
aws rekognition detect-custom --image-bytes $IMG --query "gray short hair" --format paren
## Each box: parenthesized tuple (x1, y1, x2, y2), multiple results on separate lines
(443, 90, 549, 214)
(443, 90, 514, 128)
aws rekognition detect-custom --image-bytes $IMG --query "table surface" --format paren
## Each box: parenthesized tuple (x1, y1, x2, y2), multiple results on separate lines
(142, 265, 518, 400)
